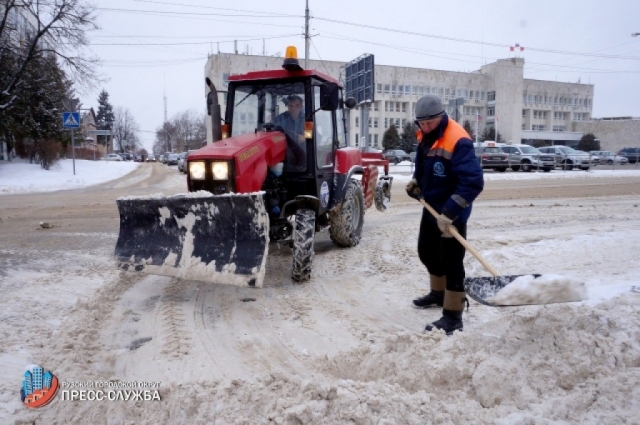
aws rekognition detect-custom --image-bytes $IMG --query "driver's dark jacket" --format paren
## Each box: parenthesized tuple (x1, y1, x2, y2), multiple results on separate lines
(412, 114, 484, 224)
(273, 111, 305, 141)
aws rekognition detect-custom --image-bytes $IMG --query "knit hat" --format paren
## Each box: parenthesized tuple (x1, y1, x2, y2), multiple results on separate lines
(415, 95, 445, 121)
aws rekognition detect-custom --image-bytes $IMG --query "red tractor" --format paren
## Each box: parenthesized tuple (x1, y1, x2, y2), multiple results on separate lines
(115, 47, 393, 286)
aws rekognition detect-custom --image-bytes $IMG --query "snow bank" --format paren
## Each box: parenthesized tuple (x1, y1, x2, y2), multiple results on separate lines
(0, 159, 139, 195)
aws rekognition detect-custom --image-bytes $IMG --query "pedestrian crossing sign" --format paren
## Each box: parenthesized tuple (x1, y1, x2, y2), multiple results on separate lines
(62, 112, 80, 128)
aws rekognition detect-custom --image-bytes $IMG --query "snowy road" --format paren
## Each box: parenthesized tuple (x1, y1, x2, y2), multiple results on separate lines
(1, 163, 640, 424)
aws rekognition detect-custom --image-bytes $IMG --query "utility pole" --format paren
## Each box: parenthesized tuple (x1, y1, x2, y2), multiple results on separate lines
(304, 0, 310, 68)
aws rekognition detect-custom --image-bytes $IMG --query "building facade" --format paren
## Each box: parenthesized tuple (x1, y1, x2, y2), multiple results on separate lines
(204, 53, 594, 148)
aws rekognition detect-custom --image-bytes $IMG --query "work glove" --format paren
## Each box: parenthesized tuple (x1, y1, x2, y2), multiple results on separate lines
(405, 178, 421, 200)
(437, 213, 454, 238)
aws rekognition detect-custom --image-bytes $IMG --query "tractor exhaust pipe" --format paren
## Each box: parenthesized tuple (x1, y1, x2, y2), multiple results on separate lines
(206, 77, 222, 143)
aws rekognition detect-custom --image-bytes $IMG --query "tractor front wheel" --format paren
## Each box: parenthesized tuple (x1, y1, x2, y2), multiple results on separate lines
(291, 209, 315, 282)
(329, 179, 365, 247)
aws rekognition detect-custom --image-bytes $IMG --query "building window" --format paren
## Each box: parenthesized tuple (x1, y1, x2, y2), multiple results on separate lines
(412, 85, 417, 95)
(401, 103, 406, 112)
(396, 102, 401, 112)
(355, 133, 359, 146)
(376, 84, 381, 94)
(405, 85, 410, 95)
(373, 102, 378, 111)
(384, 84, 390, 94)
(355, 117, 359, 127)
(481, 91, 485, 101)
(391, 85, 397, 94)
(398, 85, 403, 96)
(487, 91, 495, 102)
(374, 134, 379, 147)
(522, 109, 526, 118)
(487, 107, 495, 117)
(374, 118, 379, 128)
(532, 125, 546, 131)
(552, 125, 566, 132)
(401, 118, 407, 127)
(395, 118, 400, 127)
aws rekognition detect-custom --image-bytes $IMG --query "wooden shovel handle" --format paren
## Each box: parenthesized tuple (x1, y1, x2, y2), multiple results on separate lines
(419, 198, 500, 277)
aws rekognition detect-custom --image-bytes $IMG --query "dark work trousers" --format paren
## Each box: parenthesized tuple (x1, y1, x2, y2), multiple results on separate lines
(417, 208, 467, 292)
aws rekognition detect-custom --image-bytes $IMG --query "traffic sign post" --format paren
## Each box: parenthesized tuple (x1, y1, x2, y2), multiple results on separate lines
(63, 112, 80, 175)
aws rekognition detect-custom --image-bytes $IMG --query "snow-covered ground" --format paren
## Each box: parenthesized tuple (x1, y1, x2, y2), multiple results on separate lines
(1, 162, 639, 423)
(0, 159, 139, 194)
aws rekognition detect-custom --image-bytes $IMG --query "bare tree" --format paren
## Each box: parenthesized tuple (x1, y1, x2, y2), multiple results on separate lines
(0, 0, 99, 111)
(112, 106, 140, 153)
(153, 121, 177, 154)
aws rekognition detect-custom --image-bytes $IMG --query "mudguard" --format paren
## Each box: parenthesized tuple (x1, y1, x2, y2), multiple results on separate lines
(115, 192, 269, 287)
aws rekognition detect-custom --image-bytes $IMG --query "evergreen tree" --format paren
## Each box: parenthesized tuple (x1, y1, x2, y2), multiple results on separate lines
(480, 127, 504, 143)
(96, 90, 115, 146)
(463, 120, 476, 141)
(399, 121, 418, 153)
(382, 125, 401, 151)
(577, 133, 600, 152)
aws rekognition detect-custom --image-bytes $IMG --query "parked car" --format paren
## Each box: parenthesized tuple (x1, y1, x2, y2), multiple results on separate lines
(162, 152, 173, 164)
(537, 146, 593, 171)
(589, 151, 629, 165)
(120, 153, 133, 161)
(146, 154, 156, 162)
(158, 154, 165, 163)
(577, 150, 600, 166)
(382, 149, 412, 164)
(474, 146, 509, 172)
(166, 153, 180, 166)
(178, 150, 197, 173)
(102, 153, 123, 161)
(617, 147, 640, 164)
(500, 144, 555, 172)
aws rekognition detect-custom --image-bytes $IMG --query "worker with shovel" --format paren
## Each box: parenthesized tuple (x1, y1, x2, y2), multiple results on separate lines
(406, 95, 484, 334)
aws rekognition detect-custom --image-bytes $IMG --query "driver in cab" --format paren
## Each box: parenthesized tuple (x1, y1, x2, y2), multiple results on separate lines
(273, 94, 306, 168)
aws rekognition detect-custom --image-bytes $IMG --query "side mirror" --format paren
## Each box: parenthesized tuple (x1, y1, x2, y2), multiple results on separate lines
(319, 83, 340, 111)
(344, 97, 357, 109)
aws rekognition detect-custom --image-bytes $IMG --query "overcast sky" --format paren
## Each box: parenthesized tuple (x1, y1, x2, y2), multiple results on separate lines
(80, 0, 640, 152)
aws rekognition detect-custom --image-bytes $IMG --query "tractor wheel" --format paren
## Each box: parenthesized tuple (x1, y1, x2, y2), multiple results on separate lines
(329, 179, 365, 247)
(374, 179, 391, 212)
(291, 208, 315, 283)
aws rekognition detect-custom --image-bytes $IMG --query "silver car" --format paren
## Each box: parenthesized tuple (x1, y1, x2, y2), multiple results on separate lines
(589, 151, 629, 165)
(177, 150, 197, 173)
(102, 154, 123, 161)
(538, 146, 593, 171)
(500, 144, 555, 172)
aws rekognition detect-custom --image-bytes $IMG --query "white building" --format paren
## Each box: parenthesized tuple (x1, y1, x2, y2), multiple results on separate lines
(204, 53, 594, 147)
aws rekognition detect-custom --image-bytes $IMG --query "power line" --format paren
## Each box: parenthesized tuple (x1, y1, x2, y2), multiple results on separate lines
(91, 33, 300, 46)
(313, 16, 640, 61)
(318, 33, 640, 75)
(96, 7, 300, 19)
(130, 0, 301, 17)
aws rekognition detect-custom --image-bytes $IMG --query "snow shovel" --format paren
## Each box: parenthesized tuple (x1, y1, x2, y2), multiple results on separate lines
(419, 199, 539, 306)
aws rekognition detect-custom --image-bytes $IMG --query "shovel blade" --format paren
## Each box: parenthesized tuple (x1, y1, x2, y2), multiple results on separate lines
(464, 274, 541, 306)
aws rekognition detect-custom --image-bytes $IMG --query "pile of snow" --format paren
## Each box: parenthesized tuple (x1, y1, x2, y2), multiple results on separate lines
(487, 274, 588, 306)
(0, 159, 139, 195)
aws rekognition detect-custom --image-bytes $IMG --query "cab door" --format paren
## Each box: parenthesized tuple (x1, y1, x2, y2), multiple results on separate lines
(313, 85, 336, 215)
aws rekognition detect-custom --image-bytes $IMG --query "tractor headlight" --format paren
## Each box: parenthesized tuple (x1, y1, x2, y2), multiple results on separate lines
(211, 161, 229, 180)
(189, 161, 206, 180)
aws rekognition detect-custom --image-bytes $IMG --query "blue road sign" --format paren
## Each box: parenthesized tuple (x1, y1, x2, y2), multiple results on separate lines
(62, 112, 80, 129)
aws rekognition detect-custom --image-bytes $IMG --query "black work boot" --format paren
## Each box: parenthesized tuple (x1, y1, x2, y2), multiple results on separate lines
(412, 291, 444, 308)
(424, 310, 463, 335)
(424, 290, 466, 335)
(412, 275, 446, 308)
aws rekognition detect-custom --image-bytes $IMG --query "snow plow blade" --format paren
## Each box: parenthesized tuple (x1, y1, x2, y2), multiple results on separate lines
(464, 275, 541, 306)
(114, 192, 269, 287)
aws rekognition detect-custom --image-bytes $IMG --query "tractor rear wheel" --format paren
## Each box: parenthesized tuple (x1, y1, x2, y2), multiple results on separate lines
(330, 179, 365, 247)
(291, 209, 315, 282)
